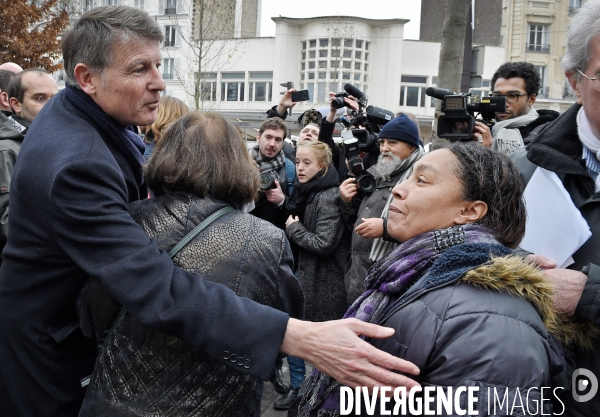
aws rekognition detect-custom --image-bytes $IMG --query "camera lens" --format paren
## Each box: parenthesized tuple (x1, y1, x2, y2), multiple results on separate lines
(259, 173, 275, 190)
(331, 97, 346, 109)
(357, 174, 376, 194)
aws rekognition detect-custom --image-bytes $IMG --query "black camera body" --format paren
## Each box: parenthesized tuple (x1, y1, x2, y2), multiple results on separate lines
(426, 87, 506, 141)
(259, 172, 277, 190)
(341, 136, 376, 194)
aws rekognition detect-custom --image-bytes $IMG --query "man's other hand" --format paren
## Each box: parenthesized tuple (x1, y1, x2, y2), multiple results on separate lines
(264, 180, 285, 206)
(543, 268, 587, 315)
(281, 318, 420, 390)
(473, 121, 493, 148)
(276, 89, 297, 116)
(355, 218, 384, 239)
(340, 177, 358, 203)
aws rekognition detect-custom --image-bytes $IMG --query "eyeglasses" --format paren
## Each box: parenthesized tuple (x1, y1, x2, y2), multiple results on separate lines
(489, 92, 529, 103)
(577, 69, 600, 91)
(24, 94, 52, 104)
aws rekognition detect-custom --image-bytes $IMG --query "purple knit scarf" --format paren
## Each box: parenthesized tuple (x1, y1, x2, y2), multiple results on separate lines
(294, 224, 499, 417)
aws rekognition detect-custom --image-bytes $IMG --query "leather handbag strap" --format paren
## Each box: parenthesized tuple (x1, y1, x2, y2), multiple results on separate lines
(81, 205, 234, 388)
(168, 205, 235, 257)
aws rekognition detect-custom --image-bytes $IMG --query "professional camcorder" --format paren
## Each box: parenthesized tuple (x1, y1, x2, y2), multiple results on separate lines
(426, 87, 506, 141)
(338, 84, 395, 153)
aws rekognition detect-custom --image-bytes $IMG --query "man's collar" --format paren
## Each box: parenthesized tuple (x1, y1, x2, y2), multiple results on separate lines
(527, 104, 590, 178)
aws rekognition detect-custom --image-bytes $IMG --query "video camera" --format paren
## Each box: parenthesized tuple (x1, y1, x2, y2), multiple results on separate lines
(337, 84, 395, 153)
(425, 87, 506, 141)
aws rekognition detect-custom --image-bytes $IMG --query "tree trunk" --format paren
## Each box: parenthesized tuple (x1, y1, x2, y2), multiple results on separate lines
(194, 0, 205, 111)
(431, 0, 472, 146)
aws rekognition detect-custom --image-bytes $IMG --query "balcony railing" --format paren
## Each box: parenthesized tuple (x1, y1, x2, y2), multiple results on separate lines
(527, 43, 550, 53)
(164, 7, 177, 15)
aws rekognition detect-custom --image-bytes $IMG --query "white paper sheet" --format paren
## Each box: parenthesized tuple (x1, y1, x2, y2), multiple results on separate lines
(519, 167, 591, 267)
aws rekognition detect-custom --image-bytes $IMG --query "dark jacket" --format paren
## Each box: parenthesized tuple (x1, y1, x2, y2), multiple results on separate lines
(250, 154, 295, 230)
(368, 244, 569, 416)
(0, 113, 23, 261)
(0, 89, 289, 417)
(510, 104, 600, 417)
(520, 109, 560, 145)
(286, 187, 349, 321)
(339, 165, 407, 303)
(80, 193, 303, 417)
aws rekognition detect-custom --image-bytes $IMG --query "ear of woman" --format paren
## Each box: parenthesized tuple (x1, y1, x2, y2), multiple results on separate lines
(455, 200, 488, 225)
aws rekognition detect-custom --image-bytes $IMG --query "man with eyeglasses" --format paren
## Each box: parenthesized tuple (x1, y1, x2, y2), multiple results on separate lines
(487, 61, 558, 155)
(0, 68, 58, 266)
(510, 2, 600, 415)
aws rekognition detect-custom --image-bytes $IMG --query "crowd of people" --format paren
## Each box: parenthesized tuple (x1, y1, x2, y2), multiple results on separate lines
(0, 2, 598, 417)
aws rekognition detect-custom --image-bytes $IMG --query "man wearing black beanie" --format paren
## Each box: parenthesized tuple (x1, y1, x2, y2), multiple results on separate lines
(339, 114, 425, 303)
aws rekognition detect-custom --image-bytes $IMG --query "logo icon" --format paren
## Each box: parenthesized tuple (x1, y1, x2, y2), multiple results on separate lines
(572, 368, 598, 403)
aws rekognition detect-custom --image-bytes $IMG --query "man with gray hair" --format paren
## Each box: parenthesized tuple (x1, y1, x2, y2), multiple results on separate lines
(511, 1, 600, 414)
(0, 6, 418, 416)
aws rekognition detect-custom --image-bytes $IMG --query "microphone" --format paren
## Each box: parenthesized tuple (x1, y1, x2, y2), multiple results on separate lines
(344, 83, 366, 100)
(425, 87, 456, 100)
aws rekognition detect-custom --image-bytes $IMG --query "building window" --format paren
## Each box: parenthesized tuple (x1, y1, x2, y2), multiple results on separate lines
(343, 72, 351, 80)
(343, 50, 352, 58)
(400, 76, 428, 107)
(331, 38, 341, 47)
(344, 39, 353, 48)
(534, 65, 548, 97)
(249, 82, 272, 102)
(528, 24, 550, 53)
(355, 62, 361, 71)
(356, 40, 363, 48)
(317, 82, 326, 102)
(164, 0, 179, 15)
(319, 50, 328, 58)
(162, 58, 175, 80)
(220, 72, 245, 101)
(134, 0, 145, 8)
(343, 61, 351, 69)
(318, 61, 327, 69)
(248, 71, 273, 102)
(164, 25, 180, 47)
(309, 50, 316, 59)
(319, 39, 328, 47)
(302, 41, 307, 50)
(200, 75, 217, 101)
(570, 0, 583, 13)
(310, 39, 317, 48)
(355, 51, 362, 60)
(318, 71, 327, 79)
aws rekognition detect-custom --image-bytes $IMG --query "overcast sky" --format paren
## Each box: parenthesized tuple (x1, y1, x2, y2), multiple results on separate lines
(258, 0, 422, 39)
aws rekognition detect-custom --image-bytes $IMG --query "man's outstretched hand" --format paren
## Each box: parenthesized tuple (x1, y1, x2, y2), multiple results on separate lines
(281, 318, 420, 390)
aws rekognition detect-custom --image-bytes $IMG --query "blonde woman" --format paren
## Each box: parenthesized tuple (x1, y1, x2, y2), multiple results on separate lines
(140, 96, 189, 160)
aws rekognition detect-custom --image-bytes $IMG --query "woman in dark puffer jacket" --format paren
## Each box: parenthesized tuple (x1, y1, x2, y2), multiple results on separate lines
(79, 112, 304, 417)
(292, 144, 592, 417)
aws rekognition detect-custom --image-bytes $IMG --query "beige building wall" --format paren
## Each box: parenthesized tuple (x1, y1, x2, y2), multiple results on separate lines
(501, 0, 578, 112)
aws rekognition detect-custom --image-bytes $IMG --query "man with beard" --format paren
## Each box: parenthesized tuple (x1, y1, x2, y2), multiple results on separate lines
(339, 114, 424, 303)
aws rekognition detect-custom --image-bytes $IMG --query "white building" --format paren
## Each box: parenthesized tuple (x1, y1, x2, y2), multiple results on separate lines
(56, 0, 507, 142)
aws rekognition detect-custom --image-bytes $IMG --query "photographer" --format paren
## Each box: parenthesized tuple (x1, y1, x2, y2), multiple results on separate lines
(249, 117, 295, 231)
(339, 114, 424, 303)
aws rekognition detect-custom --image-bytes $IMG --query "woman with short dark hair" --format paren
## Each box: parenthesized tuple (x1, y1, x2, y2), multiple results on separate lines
(80, 111, 304, 417)
(293, 144, 582, 416)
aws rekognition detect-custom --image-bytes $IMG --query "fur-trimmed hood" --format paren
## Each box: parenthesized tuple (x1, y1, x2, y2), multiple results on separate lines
(464, 255, 598, 350)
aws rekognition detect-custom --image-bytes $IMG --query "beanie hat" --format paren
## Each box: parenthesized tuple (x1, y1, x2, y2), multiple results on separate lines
(378, 114, 420, 148)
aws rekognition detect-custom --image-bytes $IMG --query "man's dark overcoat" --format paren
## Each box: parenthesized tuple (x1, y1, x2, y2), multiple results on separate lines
(0, 88, 289, 416)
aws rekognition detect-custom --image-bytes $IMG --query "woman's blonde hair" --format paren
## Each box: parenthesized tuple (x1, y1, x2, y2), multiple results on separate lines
(297, 141, 332, 175)
(142, 96, 189, 145)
